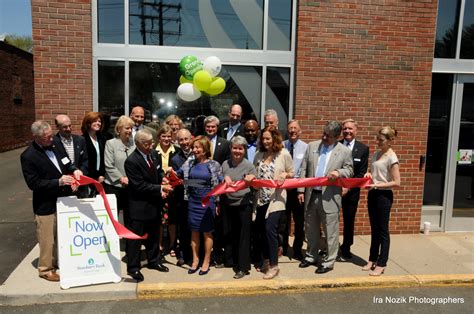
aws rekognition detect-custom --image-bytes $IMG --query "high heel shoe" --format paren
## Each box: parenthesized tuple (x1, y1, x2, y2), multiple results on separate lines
(369, 266, 385, 276)
(362, 261, 376, 271)
(188, 268, 198, 274)
(199, 268, 210, 276)
(263, 265, 279, 279)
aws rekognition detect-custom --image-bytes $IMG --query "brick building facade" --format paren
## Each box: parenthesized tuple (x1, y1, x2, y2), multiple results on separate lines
(30, 1, 474, 233)
(0, 41, 35, 152)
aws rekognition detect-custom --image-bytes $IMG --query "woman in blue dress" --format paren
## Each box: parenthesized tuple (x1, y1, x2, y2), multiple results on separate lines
(179, 136, 222, 275)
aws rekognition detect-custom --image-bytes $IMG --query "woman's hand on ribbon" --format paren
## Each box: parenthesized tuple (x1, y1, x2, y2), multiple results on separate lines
(244, 174, 258, 189)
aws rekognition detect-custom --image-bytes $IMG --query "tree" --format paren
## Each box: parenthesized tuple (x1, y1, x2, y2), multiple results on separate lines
(3, 34, 33, 53)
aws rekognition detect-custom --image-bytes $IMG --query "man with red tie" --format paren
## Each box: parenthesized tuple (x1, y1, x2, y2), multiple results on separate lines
(124, 129, 173, 282)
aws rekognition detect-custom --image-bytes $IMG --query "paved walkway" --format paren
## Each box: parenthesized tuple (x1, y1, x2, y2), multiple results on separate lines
(0, 233, 473, 305)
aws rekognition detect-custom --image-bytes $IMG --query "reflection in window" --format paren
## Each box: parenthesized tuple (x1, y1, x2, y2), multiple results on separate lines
(129, 0, 263, 49)
(98, 61, 125, 130)
(98, 0, 124, 43)
(460, 0, 474, 59)
(423, 74, 453, 206)
(434, 0, 460, 58)
(128, 62, 260, 134)
(266, 67, 290, 130)
(268, 0, 292, 51)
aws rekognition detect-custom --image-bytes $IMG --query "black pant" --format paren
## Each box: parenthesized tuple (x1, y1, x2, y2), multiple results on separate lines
(222, 203, 252, 272)
(368, 189, 393, 267)
(254, 204, 282, 266)
(282, 189, 305, 256)
(177, 199, 191, 263)
(126, 218, 161, 272)
(340, 189, 361, 254)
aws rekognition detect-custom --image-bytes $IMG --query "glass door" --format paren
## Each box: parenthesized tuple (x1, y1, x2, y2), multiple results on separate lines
(445, 75, 474, 231)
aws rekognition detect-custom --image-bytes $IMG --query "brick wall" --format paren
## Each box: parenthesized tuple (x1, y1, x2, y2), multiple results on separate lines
(0, 42, 35, 152)
(295, 1, 438, 234)
(31, 0, 92, 132)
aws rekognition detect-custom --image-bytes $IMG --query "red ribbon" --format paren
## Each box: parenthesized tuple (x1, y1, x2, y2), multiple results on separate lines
(202, 177, 372, 206)
(166, 169, 183, 187)
(71, 175, 147, 240)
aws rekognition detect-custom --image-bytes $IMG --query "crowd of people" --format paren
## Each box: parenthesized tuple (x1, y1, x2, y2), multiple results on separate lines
(20, 104, 401, 283)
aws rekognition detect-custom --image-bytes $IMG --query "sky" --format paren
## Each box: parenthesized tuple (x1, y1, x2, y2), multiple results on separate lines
(0, 0, 32, 37)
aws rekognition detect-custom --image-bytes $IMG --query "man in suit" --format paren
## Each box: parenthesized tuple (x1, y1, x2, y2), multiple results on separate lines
(244, 119, 259, 163)
(297, 121, 353, 274)
(205, 115, 230, 165)
(218, 104, 244, 140)
(54, 114, 89, 197)
(263, 109, 287, 140)
(21, 120, 83, 281)
(339, 119, 369, 261)
(124, 129, 173, 282)
(282, 120, 308, 260)
(130, 105, 157, 145)
(170, 128, 193, 266)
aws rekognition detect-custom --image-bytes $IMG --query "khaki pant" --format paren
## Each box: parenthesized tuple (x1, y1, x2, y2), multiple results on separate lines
(34, 213, 58, 275)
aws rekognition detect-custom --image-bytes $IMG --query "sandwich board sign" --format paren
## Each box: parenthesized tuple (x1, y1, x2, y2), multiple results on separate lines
(57, 195, 121, 289)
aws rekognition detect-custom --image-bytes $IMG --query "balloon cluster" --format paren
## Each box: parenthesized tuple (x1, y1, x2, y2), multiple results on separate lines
(177, 55, 226, 102)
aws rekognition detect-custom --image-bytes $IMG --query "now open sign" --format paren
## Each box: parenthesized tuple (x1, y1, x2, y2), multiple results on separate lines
(57, 195, 121, 289)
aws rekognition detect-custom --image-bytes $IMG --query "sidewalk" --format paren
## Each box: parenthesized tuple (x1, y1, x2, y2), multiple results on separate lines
(1, 233, 473, 305)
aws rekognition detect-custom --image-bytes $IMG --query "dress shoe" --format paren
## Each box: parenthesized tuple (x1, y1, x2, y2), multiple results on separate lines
(39, 270, 60, 282)
(148, 263, 169, 272)
(315, 266, 333, 274)
(299, 260, 316, 268)
(233, 271, 250, 279)
(318, 249, 328, 259)
(187, 268, 198, 274)
(127, 270, 144, 282)
(199, 268, 210, 276)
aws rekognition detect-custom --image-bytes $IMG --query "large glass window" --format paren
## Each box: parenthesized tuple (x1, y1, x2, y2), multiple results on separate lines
(268, 0, 292, 51)
(98, 60, 125, 121)
(129, 0, 264, 49)
(460, 0, 474, 59)
(423, 74, 453, 206)
(266, 67, 290, 130)
(98, 0, 124, 43)
(128, 62, 261, 134)
(434, 0, 461, 58)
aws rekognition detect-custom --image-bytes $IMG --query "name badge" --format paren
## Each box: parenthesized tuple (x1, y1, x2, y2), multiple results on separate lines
(61, 157, 70, 165)
(354, 158, 361, 162)
(296, 153, 304, 159)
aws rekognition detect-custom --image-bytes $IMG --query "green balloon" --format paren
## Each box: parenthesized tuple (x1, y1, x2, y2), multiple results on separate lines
(179, 55, 203, 80)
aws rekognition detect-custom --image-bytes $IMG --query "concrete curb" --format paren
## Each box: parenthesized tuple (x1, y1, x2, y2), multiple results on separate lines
(137, 274, 474, 300)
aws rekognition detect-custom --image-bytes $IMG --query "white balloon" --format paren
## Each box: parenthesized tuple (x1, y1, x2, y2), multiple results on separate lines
(203, 56, 222, 77)
(177, 83, 201, 102)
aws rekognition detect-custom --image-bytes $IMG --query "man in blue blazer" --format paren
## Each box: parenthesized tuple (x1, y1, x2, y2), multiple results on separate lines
(339, 119, 369, 261)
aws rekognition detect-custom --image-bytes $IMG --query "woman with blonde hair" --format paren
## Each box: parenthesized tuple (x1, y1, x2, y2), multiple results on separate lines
(363, 126, 401, 276)
(178, 135, 222, 275)
(104, 115, 135, 225)
(165, 115, 184, 144)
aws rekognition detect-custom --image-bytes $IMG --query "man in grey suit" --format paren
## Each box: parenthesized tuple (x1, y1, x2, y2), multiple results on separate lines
(297, 121, 353, 274)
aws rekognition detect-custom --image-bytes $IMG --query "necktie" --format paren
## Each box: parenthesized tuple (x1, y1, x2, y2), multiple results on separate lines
(289, 142, 294, 158)
(227, 127, 233, 141)
(210, 140, 214, 159)
(316, 146, 328, 178)
(147, 154, 154, 169)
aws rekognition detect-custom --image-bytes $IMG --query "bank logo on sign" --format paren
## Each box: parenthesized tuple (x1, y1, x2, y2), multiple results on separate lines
(68, 215, 112, 256)
(88, 258, 94, 265)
